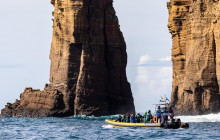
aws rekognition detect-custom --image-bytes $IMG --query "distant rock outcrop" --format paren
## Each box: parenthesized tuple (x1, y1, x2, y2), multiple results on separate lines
(168, 0, 220, 115)
(1, 0, 135, 117)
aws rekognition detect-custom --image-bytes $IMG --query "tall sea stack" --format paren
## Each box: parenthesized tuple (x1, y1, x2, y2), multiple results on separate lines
(168, 0, 220, 115)
(1, 0, 135, 117)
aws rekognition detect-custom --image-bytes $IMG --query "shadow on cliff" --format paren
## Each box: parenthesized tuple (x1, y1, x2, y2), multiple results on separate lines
(69, 0, 135, 116)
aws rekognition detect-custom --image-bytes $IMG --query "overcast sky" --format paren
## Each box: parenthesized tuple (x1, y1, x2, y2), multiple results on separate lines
(0, 0, 172, 113)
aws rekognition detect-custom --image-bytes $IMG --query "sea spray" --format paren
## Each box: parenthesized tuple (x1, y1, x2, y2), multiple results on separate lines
(177, 113, 220, 122)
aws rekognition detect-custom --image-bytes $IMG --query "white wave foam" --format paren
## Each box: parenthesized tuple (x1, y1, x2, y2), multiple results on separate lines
(102, 125, 114, 129)
(70, 115, 119, 120)
(177, 112, 220, 122)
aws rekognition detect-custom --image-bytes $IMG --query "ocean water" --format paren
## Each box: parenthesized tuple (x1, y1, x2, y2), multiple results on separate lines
(0, 113, 220, 140)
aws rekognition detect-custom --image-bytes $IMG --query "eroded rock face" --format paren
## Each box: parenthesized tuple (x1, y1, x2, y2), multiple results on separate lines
(168, 0, 220, 115)
(1, 86, 67, 117)
(1, 0, 135, 117)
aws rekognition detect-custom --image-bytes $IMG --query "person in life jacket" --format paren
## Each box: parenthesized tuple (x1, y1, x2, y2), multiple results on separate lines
(145, 110, 153, 123)
(164, 107, 168, 113)
(116, 115, 122, 122)
(156, 106, 161, 122)
(163, 107, 169, 121)
(136, 113, 142, 123)
(169, 107, 174, 118)
(130, 113, 136, 123)
(122, 114, 126, 122)
(126, 113, 130, 123)
(144, 111, 148, 123)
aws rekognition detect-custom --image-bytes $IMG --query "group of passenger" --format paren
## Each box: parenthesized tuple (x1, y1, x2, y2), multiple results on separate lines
(116, 110, 153, 123)
(156, 106, 174, 123)
(116, 106, 174, 123)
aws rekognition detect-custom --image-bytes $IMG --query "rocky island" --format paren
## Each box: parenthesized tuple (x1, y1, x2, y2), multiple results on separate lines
(1, 0, 135, 117)
(168, 0, 220, 115)
(2, 0, 220, 117)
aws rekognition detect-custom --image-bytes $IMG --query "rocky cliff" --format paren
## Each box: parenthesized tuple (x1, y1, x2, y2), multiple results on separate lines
(168, 0, 220, 115)
(1, 0, 135, 117)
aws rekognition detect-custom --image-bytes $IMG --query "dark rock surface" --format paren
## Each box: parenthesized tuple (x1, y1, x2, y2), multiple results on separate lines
(1, 0, 135, 117)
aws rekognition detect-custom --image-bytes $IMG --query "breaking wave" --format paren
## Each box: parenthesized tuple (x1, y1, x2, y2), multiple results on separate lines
(177, 113, 220, 122)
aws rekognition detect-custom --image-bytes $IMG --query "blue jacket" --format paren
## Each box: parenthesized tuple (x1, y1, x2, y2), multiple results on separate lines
(130, 115, 136, 123)
(156, 109, 161, 118)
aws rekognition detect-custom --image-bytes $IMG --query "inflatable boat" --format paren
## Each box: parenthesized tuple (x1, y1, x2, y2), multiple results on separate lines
(105, 119, 189, 129)
(105, 97, 189, 129)
(105, 119, 162, 128)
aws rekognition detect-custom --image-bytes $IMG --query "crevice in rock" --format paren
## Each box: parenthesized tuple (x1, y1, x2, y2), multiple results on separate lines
(211, 32, 219, 93)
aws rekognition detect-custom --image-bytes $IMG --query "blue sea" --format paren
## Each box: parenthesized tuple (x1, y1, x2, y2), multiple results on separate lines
(0, 113, 220, 140)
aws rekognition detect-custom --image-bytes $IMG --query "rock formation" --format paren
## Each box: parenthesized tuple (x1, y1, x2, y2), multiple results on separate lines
(1, 0, 135, 117)
(168, 0, 220, 115)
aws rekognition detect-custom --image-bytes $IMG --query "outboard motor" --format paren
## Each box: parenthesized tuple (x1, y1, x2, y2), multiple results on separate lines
(164, 118, 181, 129)
(181, 123, 189, 128)
(163, 118, 174, 129)
(173, 118, 181, 129)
